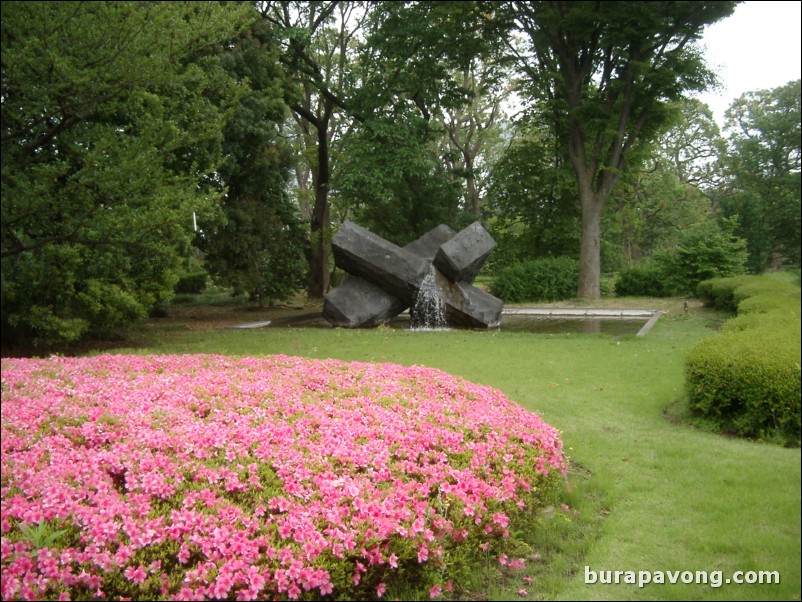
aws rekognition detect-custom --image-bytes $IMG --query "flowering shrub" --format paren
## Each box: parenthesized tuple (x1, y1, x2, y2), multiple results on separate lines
(1, 354, 567, 600)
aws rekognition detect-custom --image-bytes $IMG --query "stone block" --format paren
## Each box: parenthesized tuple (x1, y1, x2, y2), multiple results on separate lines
(434, 221, 496, 282)
(331, 221, 429, 304)
(322, 276, 407, 328)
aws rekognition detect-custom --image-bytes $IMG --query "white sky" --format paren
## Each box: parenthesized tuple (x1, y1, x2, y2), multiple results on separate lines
(694, 1, 802, 125)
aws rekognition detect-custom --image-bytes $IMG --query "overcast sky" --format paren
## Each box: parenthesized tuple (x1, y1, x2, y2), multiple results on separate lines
(694, 1, 802, 125)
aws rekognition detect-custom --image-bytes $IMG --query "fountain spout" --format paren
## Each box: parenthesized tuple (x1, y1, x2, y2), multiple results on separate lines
(410, 266, 448, 328)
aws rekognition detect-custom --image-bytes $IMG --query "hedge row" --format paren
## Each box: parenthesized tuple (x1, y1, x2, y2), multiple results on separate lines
(685, 276, 801, 446)
(488, 257, 579, 303)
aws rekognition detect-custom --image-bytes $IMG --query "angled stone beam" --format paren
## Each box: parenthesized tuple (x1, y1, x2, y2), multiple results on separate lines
(403, 224, 457, 261)
(322, 276, 407, 328)
(433, 221, 496, 283)
(432, 270, 503, 328)
(331, 221, 430, 304)
(323, 224, 457, 327)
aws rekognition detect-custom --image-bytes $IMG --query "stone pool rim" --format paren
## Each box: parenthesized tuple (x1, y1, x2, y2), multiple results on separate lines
(229, 307, 665, 337)
(501, 308, 664, 337)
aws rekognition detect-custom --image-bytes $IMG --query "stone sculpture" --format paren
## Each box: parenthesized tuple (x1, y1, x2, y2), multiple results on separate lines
(322, 221, 503, 328)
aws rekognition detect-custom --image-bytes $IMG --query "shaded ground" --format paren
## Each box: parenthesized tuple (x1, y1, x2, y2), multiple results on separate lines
(154, 294, 700, 330)
(1, 293, 706, 358)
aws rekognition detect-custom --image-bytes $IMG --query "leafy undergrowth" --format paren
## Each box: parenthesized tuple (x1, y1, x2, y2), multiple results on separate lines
(1, 354, 567, 601)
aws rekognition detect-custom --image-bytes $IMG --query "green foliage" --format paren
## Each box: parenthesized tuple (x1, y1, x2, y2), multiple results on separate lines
(720, 79, 801, 271)
(685, 275, 801, 446)
(336, 116, 467, 245)
(200, 20, 307, 306)
(696, 274, 793, 311)
(15, 520, 71, 553)
(610, 99, 725, 265)
(615, 219, 748, 297)
(489, 257, 579, 303)
(174, 272, 209, 295)
(614, 260, 672, 297)
(333, 1, 497, 244)
(1, 1, 254, 346)
(485, 121, 580, 264)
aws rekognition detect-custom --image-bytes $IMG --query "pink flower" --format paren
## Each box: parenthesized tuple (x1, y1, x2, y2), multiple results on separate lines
(376, 583, 387, 598)
(124, 565, 148, 585)
(518, 589, 528, 596)
(429, 584, 442, 598)
(0, 353, 568, 602)
(492, 512, 509, 528)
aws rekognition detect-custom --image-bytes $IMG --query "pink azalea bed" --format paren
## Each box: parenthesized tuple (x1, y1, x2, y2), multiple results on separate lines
(1, 354, 566, 601)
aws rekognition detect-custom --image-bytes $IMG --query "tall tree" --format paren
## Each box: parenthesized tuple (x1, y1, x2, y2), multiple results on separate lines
(502, 1, 737, 298)
(334, 1, 496, 242)
(720, 79, 801, 270)
(261, 1, 364, 298)
(1, 1, 252, 346)
(437, 60, 508, 220)
(612, 99, 725, 262)
(201, 20, 307, 307)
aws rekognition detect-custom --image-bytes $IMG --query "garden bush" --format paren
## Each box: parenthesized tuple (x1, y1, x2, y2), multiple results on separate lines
(0, 354, 567, 601)
(174, 271, 209, 295)
(489, 257, 579, 302)
(614, 260, 672, 297)
(696, 275, 793, 312)
(616, 220, 748, 298)
(685, 276, 801, 446)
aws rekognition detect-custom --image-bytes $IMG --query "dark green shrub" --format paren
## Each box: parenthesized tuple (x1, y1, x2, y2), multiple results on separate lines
(174, 271, 208, 295)
(685, 275, 801, 446)
(655, 220, 748, 294)
(489, 257, 579, 302)
(614, 261, 672, 297)
(618, 220, 749, 298)
(696, 275, 797, 311)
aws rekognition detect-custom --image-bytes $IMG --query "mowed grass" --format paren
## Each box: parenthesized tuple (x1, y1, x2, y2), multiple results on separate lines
(100, 301, 800, 601)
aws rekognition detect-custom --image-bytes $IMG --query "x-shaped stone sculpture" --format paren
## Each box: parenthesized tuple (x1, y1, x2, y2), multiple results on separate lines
(322, 221, 503, 328)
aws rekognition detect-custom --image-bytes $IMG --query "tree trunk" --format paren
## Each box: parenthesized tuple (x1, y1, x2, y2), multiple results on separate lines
(307, 124, 331, 299)
(577, 188, 604, 300)
(465, 155, 481, 220)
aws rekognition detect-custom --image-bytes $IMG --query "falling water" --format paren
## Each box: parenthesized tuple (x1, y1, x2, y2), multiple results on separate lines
(410, 266, 448, 329)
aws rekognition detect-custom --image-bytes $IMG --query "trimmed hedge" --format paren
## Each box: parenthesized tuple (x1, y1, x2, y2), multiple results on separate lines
(489, 257, 579, 303)
(174, 270, 208, 294)
(685, 276, 801, 446)
(614, 261, 672, 297)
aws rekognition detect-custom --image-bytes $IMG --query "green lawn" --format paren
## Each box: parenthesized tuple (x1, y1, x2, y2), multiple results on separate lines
(104, 301, 801, 601)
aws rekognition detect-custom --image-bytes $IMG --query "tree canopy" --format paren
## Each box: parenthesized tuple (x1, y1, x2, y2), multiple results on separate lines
(502, 0, 738, 297)
(3, 1, 797, 348)
(720, 79, 801, 270)
(1, 1, 253, 345)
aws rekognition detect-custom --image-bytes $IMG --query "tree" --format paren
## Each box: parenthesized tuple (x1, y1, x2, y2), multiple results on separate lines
(437, 60, 508, 221)
(612, 99, 725, 263)
(485, 118, 580, 267)
(260, 1, 365, 298)
(502, 1, 737, 298)
(720, 79, 801, 270)
(334, 113, 465, 245)
(333, 1, 496, 243)
(1, 1, 252, 345)
(200, 20, 307, 307)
